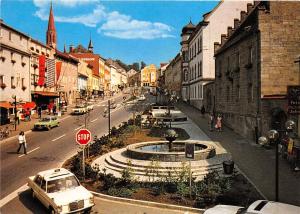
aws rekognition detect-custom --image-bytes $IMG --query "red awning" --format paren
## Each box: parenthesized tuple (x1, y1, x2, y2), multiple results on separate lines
(0, 101, 13, 109)
(22, 102, 36, 110)
(35, 91, 59, 97)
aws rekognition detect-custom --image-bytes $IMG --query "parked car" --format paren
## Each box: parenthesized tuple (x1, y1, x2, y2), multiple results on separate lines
(34, 116, 59, 131)
(71, 105, 87, 115)
(204, 200, 300, 214)
(86, 102, 94, 111)
(138, 95, 146, 101)
(28, 168, 94, 214)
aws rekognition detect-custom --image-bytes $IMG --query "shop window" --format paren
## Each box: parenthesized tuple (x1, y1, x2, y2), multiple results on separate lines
(0, 75, 3, 85)
(11, 76, 15, 88)
(9, 31, 12, 41)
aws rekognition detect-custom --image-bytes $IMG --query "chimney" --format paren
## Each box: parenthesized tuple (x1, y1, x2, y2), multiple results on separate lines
(234, 19, 239, 29)
(221, 34, 227, 45)
(247, 3, 253, 13)
(69, 45, 74, 53)
(241, 11, 247, 21)
(227, 26, 233, 37)
(214, 42, 221, 53)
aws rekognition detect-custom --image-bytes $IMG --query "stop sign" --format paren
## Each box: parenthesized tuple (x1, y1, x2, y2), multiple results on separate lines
(76, 129, 92, 146)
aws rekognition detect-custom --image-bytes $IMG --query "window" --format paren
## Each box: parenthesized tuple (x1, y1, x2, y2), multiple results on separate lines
(9, 31, 12, 41)
(10, 52, 14, 60)
(198, 38, 200, 52)
(22, 78, 25, 87)
(41, 179, 46, 191)
(200, 61, 202, 77)
(247, 84, 253, 103)
(236, 52, 240, 68)
(34, 175, 42, 186)
(20, 36, 22, 41)
(248, 47, 253, 64)
(0, 75, 3, 85)
(200, 37, 202, 52)
(237, 85, 240, 101)
(226, 86, 230, 102)
(11, 76, 15, 88)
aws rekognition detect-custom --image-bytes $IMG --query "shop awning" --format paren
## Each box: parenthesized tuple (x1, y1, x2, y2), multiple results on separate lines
(0, 101, 13, 109)
(22, 102, 36, 110)
(34, 91, 59, 97)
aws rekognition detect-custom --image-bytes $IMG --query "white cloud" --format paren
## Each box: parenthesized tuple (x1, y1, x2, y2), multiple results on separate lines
(32, 0, 173, 39)
(99, 11, 174, 39)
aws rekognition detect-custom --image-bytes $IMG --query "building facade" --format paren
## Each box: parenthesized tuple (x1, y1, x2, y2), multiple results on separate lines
(181, 1, 250, 109)
(0, 20, 31, 103)
(164, 53, 182, 97)
(141, 64, 157, 88)
(214, 1, 300, 140)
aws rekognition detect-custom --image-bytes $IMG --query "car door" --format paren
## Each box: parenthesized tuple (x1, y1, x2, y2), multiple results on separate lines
(38, 178, 51, 208)
(33, 176, 48, 206)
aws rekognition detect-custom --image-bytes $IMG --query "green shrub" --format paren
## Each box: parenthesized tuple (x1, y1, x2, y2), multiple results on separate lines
(108, 187, 133, 198)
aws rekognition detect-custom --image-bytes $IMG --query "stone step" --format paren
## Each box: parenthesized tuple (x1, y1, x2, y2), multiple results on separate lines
(103, 162, 222, 181)
(105, 155, 224, 174)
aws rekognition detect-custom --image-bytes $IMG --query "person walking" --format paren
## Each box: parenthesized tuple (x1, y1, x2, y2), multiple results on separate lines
(37, 106, 42, 119)
(216, 114, 222, 132)
(209, 113, 214, 131)
(53, 104, 57, 115)
(200, 105, 206, 118)
(16, 110, 20, 125)
(17, 131, 27, 154)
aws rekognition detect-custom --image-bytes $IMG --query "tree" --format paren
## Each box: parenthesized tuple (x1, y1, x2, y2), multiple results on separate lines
(132, 62, 140, 71)
(140, 61, 146, 69)
(116, 59, 130, 71)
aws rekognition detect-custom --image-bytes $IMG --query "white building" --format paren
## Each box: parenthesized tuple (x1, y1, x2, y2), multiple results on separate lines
(181, 1, 251, 109)
(0, 20, 31, 103)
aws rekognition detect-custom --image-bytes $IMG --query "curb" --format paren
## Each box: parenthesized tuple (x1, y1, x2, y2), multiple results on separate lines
(91, 191, 205, 213)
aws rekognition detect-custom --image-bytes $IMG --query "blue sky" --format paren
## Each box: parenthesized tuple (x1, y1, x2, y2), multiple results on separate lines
(1, 0, 218, 66)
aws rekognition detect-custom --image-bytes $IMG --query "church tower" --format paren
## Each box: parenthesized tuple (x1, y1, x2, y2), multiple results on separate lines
(46, 2, 57, 49)
(88, 34, 93, 53)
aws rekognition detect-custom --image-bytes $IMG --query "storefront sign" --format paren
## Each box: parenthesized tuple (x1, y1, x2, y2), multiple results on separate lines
(287, 86, 300, 115)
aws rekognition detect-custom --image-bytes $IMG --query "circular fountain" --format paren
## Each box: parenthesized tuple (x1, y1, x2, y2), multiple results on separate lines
(126, 129, 216, 162)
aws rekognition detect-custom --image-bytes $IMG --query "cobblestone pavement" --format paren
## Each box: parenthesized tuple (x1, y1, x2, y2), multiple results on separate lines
(176, 101, 300, 206)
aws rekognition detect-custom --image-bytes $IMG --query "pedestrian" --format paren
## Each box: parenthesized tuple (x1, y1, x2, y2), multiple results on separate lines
(38, 106, 42, 119)
(25, 108, 31, 121)
(216, 114, 222, 132)
(200, 105, 205, 118)
(16, 110, 20, 125)
(53, 104, 57, 115)
(209, 113, 214, 131)
(17, 131, 27, 154)
(48, 103, 52, 115)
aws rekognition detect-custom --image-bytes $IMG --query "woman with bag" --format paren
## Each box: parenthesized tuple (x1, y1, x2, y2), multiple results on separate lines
(17, 131, 27, 154)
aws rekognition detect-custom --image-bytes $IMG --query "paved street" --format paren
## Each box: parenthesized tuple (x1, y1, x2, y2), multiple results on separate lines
(0, 95, 131, 211)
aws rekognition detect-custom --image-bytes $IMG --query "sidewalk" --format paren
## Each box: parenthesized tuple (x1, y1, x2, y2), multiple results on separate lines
(176, 101, 300, 206)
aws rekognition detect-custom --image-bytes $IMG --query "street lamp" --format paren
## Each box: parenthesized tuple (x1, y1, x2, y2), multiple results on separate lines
(259, 119, 296, 202)
(12, 95, 17, 131)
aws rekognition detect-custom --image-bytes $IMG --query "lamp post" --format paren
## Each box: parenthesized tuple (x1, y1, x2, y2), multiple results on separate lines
(259, 119, 296, 202)
(12, 95, 17, 131)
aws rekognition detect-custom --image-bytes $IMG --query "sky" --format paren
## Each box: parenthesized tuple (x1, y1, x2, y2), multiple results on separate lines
(0, 0, 219, 66)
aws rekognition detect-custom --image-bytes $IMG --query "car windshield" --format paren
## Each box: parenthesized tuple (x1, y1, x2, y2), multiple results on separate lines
(40, 118, 50, 122)
(236, 207, 247, 214)
(47, 176, 80, 193)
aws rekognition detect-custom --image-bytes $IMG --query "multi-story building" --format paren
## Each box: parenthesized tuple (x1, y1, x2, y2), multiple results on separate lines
(0, 20, 31, 104)
(55, 50, 79, 105)
(164, 53, 182, 97)
(77, 59, 93, 98)
(181, 1, 250, 109)
(99, 56, 105, 95)
(106, 59, 118, 93)
(29, 38, 56, 108)
(141, 64, 157, 90)
(214, 1, 300, 140)
(104, 62, 110, 96)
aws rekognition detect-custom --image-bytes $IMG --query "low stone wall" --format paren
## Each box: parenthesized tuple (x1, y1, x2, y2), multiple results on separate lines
(126, 141, 216, 162)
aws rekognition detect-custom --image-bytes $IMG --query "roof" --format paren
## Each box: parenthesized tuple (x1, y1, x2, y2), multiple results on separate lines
(247, 200, 300, 214)
(181, 20, 196, 34)
(55, 49, 79, 64)
(0, 19, 30, 39)
(34, 91, 59, 97)
(37, 168, 73, 180)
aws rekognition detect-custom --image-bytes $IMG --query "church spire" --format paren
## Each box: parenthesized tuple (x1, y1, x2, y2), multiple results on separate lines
(46, 1, 57, 48)
(88, 33, 93, 53)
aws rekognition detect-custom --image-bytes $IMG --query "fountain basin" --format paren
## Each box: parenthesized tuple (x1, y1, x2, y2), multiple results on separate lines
(126, 141, 216, 162)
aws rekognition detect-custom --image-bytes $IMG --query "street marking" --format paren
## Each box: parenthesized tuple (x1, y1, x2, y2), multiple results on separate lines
(18, 147, 40, 158)
(0, 184, 28, 208)
(91, 118, 98, 123)
(74, 125, 84, 131)
(60, 115, 71, 121)
(51, 134, 66, 142)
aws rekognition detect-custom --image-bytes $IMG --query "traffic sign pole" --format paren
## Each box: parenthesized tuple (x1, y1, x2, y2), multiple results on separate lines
(76, 129, 92, 180)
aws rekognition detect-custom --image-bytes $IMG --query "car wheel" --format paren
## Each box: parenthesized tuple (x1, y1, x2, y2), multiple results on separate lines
(84, 208, 92, 214)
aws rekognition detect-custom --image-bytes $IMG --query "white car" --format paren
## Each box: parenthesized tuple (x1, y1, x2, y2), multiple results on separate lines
(138, 95, 146, 101)
(28, 168, 94, 214)
(86, 103, 94, 111)
(204, 200, 300, 214)
(72, 105, 87, 115)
